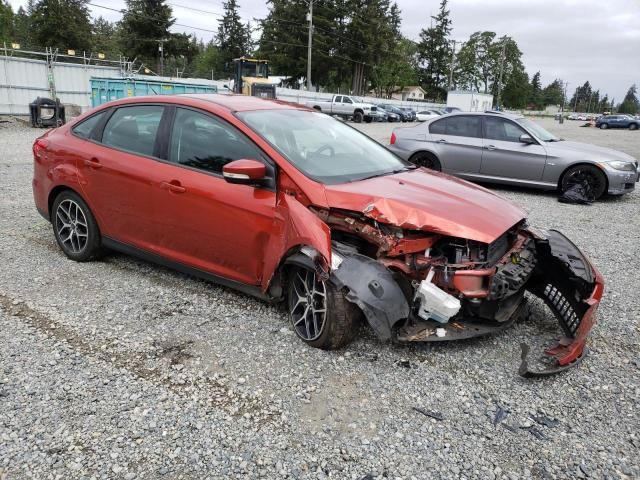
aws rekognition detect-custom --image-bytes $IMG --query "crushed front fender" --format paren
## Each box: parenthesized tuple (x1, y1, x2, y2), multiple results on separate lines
(331, 253, 410, 341)
(521, 229, 605, 377)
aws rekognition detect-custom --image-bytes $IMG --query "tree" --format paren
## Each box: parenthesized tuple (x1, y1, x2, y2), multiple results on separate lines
(30, 0, 92, 51)
(417, 0, 452, 100)
(618, 84, 639, 115)
(120, 0, 174, 71)
(216, 0, 251, 77)
(528, 71, 542, 108)
(0, 0, 15, 45)
(12, 5, 32, 49)
(193, 40, 224, 79)
(92, 17, 120, 58)
(501, 64, 529, 109)
(569, 81, 592, 112)
(371, 38, 417, 98)
(454, 31, 498, 93)
(542, 79, 564, 106)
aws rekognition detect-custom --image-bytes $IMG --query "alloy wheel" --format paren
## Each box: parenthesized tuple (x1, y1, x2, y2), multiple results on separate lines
(55, 199, 89, 254)
(564, 167, 604, 197)
(289, 269, 327, 341)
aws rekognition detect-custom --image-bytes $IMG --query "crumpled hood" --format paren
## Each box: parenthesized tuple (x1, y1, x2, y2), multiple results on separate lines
(323, 169, 527, 244)
(546, 140, 636, 163)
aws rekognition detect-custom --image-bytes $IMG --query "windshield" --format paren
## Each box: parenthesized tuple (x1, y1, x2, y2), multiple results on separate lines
(515, 117, 560, 142)
(238, 110, 412, 184)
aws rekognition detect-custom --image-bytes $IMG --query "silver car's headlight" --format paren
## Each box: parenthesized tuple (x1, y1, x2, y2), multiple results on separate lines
(607, 161, 637, 171)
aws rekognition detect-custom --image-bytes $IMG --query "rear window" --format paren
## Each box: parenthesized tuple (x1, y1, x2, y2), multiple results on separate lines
(72, 111, 107, 139)
(445, 116, 481, 138)
(429, 118, 447, 135)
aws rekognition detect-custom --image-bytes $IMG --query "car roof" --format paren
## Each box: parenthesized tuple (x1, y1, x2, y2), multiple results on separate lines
(438, 111, 524, 120)
(103, 93, 306, 113)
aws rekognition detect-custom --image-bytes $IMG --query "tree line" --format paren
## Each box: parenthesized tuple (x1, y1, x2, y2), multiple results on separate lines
(0, 0, 637, 113)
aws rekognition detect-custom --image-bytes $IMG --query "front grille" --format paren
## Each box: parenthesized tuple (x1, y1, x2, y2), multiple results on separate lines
(370, 106, 377, 112)
(542, 283, 580, 336)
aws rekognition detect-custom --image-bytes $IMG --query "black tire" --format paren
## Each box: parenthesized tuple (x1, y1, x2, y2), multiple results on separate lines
(51, 190, 103, 261)
(409, 151, 442, 171)
(560, 164, 607, 200)
(353, 111, 364, 123)
(630, 123, 638, 130)
(599, 123, 608, 129)
(287, 265, 357, 350)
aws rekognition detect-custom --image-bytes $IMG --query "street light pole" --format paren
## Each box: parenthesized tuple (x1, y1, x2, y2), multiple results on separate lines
(495, 36, 507, 109)
(448, 40, 456, 91)
(306, 0, 313, 91)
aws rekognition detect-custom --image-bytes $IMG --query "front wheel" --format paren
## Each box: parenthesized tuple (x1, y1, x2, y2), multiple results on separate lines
(561, 164, 607, 200)
(629, 123, 638, 130)
(353, 111, 364, 123)
(287, 266, 357, 350)
(600, 123, 608, 129)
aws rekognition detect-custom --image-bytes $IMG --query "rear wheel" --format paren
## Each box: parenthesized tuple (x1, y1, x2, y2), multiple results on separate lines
(353, 111, 364, 123)
(287, 265, 357, 350)
(561, 164, 607, 200)
(51, 190, 103, 261)
(409, 151, 442, 171)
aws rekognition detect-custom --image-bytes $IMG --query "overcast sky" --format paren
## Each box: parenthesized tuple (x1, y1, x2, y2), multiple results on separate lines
(8, 0, 639, 101)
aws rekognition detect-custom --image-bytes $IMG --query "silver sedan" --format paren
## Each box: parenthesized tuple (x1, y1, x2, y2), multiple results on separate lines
(388, 111, 639, 199)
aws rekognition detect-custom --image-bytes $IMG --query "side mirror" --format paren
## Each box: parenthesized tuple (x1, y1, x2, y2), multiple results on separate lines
(519, 134, 535, 144)
(223, 84, 230, 89)
(222, 159, 266, 185)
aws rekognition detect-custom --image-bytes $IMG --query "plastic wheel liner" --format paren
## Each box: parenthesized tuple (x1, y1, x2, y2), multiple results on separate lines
(329, 229, 604, 378)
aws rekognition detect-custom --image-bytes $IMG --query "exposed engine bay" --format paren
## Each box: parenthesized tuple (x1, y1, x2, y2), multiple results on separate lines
(304, 207, 604, 378)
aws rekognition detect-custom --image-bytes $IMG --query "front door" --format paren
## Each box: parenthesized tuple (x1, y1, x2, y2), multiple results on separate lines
(480, 116, 547, 180)
(150, 107, 277, 285)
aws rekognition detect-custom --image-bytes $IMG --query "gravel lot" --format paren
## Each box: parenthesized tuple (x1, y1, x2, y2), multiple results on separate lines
(1, 116, 639, 480)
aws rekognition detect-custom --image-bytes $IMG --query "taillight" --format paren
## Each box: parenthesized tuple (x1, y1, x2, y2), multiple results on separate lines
(390, 132, 396, 145)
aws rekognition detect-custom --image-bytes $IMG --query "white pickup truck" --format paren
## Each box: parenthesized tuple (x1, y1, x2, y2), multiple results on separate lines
(306, 95, 376, 123)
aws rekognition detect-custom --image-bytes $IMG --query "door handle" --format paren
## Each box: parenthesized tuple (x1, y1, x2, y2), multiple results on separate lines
(436, 139, 446, 143)
(160, 180, 186, 193)
(484, 145, 497, 151)
(84, 157, 102, 169)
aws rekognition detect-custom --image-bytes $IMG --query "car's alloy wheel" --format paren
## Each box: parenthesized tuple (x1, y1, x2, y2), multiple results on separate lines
(289, 268, 327, 342)
(55, 199, 89, 254)
(287, 265, 358, 349)
(600, 123, 608, 129)
(409, 152, 442, 171)
(561, 165, 607, 200)
(630, 124, 638, 130)
(52, 190, 104, 261)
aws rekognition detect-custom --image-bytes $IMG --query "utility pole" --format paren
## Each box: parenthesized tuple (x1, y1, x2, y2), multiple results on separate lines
(157, 40, 166, 76)
(573, 88, 579, 112)
(448, 40, 456, 92)
(559, 81, 568, 123)
(306, 0, 313, 91)
(495, 37, 507, 110)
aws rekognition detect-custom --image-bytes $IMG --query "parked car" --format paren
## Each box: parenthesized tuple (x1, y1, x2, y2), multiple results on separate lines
(379, 104, 412, 122)
(444, 107, 463, 113)
(416, 110, 441, 122)
(32, 95, 603, 376)
(388, 111, 638, 199)
(595, 114, 640, 130)
(399, 107, 416, 122)
(375, 105, 400, 122)
(372, 106, 389, 122)
(305, 94, 376, 123)
(568, 114, 578, 120)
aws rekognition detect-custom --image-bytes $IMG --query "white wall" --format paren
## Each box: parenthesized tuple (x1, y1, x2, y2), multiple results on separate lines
(446, 92, 494, 112)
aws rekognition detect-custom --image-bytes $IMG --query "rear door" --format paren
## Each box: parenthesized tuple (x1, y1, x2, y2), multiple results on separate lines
(149, 106, 277, 285)
(479, 116, 547, 180)
(428, 116, 483, 173)
(78, 104, 165, 250)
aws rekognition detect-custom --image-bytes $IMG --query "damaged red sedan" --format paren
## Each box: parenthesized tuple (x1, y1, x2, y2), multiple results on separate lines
(32, 95, 604, 376)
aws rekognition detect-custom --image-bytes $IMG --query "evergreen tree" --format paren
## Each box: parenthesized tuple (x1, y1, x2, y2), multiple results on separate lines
(0, 0, 14, 45)
(120, 0, 174, 70)
(569, 81, 592, 112)
(501, 65, 529, 109)
(193, 40, 224, 79)
(216, 0, 251, 77)
(13, 6, 32, 49)
(618, 84, 639, 115)
(30, 0, 92, 51)
(92, 17, 120, 58)
(454, 31, 498, 94)
(542, 79, 564, 106)
(529, 71, 542, 107)
(417, 0, 452, 100)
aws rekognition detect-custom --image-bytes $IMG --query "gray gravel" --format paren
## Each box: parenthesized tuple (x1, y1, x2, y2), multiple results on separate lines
(1, 116, 639, 479)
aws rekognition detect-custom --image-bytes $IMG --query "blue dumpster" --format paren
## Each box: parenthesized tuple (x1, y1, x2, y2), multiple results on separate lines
(90, 77, 218, 107)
